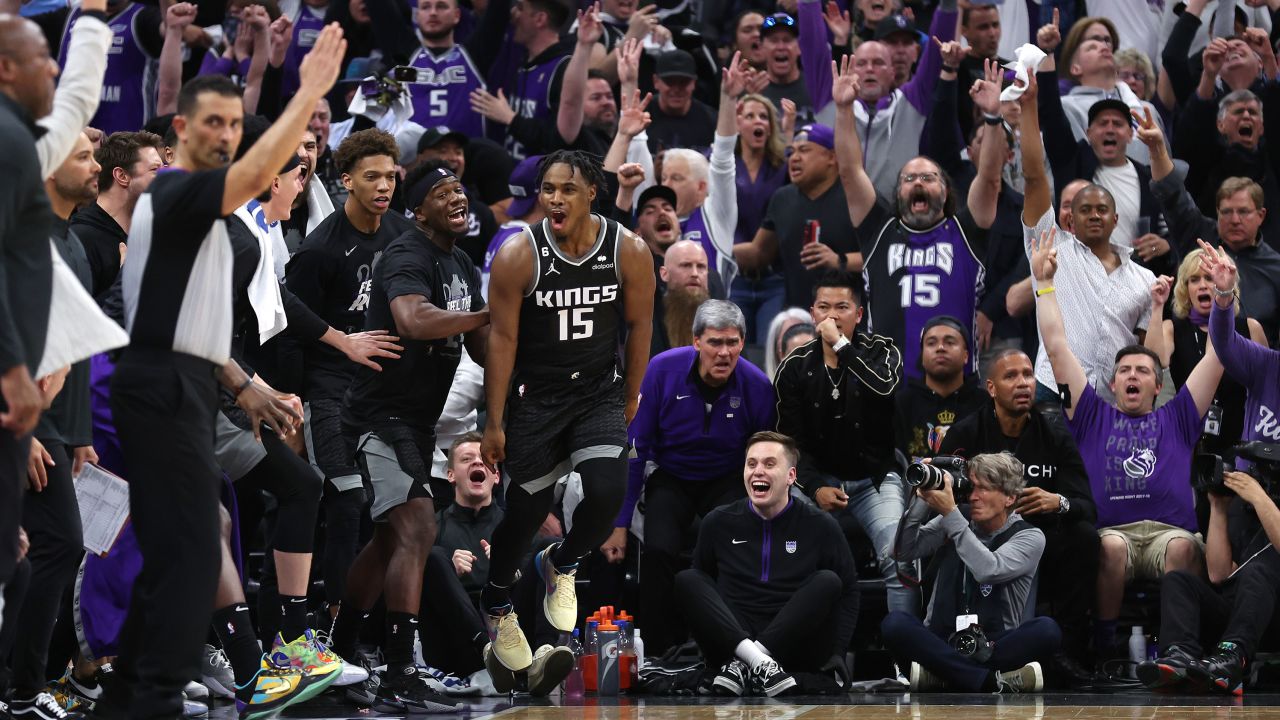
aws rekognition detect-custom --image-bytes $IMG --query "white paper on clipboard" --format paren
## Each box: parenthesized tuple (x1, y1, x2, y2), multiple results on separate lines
(73, 464, 130, 556)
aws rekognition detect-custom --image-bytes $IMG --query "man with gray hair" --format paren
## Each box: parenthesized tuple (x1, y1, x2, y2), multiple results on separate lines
(601, 299, 776, 654)
(883, 451, 1060, 693)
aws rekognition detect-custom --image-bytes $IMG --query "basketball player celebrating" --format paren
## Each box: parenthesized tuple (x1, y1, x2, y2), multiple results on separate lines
(481, 151, 654, 683)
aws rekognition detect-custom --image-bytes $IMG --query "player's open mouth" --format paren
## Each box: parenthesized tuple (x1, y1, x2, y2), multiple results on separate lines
(372, 195, 390, 209)
(448, 207, 467, 222)
(550, 209, 568, 229)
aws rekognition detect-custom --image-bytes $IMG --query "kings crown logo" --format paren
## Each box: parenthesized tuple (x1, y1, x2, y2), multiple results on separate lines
(937, 409, 956, 426)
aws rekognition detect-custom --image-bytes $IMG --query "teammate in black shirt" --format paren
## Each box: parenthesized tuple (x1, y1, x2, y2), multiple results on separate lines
(480, 150, 654, 682)
(285, 129, 412, 618)
(329, 166, 487, 714)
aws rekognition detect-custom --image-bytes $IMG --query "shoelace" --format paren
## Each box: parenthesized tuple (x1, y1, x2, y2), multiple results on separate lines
(34, 693, 68, 719)
(207, 647, 231, 671)
(496, 615, 524, 650)
(551, 573, 575, 609)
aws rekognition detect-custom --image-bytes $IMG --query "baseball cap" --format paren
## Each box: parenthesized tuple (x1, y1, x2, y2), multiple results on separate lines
(793, 123, 834, 150)
(920, 315, 969, 352)
(416, 126, 469, 154)
(655, 50, 697, 80)
(506, 155, 544, 220)
(874, 13, 917, 41)
(339, 56, 385, 84)
(637, 185, 678, 213)
(1087, 98, 1133, 126)
(761, 12, 798, 37)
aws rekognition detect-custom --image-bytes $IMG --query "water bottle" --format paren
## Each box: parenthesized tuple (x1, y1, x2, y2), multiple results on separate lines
(633, 628, 646, 671)
(1128, 626, 1146, 678)
(597, 622, 620, 696)
(618, 621, 637, 690)
(583, 620, 600, 692)
(562, 629, 585, 699)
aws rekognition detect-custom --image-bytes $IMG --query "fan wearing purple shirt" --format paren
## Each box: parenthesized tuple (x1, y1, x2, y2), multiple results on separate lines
(1030, 227, 1220, 660)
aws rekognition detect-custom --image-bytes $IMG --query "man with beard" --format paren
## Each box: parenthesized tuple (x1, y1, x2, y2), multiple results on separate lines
(893, 316, 986, 460)
(72, 130, 164, 300)
(329, 164, 487, 713)
(654, 240, 711, 354)
(939, 348, 1099, 684)
(308, 98, 348, 204)
(279, 128, 336, 255)
(11, 132, 98, 720)
(480, 150, 654, 687)
(1018, 73, 1154, 402)
(415, 128, 499, 267)
(836, 56, 1003, 381)
(604, 300, 775, 655)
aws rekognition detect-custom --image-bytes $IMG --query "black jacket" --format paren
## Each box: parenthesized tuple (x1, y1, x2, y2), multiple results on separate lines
(774, 335, 901, 493)
(938, 403, 1097, 527)
(435, 501, 504, 593)
(70, 201, 127, 300)
(0, 93, 53, 377)
(893, 378, 988, 461)
(693, 497, 859, 655)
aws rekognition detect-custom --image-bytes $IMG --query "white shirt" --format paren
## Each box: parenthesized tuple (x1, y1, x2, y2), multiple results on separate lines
(1025, 208, 1154, 394)
(1094, 162, 1142, 247)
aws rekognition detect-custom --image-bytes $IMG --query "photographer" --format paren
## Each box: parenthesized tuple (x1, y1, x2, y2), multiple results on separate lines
(939, 348, 1098, 683)
(882, 453, 1060, 693)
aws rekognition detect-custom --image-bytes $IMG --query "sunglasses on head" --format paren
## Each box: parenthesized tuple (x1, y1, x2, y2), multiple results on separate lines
(763, 13, 796, 29)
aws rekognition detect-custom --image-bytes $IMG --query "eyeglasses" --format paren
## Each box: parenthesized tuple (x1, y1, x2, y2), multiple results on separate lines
(1118, 70, 1147, 83)
(1219, 208, 1258, 218)
(1083, 34, 1114, 47)
(902, 172, 940, 184)
(763, 13, 795, 30)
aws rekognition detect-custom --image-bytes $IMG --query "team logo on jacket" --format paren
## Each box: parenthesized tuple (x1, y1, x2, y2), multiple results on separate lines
(980, 584, 993, 597)
(785, 541, 797, 554)
(730, 396, 741, 409)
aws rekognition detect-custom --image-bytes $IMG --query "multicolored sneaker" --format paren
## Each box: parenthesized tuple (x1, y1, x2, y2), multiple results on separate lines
(46, 675, 87, 714)
(234, 658, 316, 720)
(535, 543, 578, 633)
(270, 630, 344, 682)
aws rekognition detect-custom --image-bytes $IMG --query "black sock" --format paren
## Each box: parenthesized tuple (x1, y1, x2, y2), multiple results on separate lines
(212, 604, 263, 690)
(330, 606, 367, 659)
(480, 582, 513, 615)
(385, 612, 419, 676)
(280, 595, 309, 643)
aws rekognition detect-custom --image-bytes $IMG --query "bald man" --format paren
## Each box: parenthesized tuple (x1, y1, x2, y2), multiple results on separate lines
(653, 240, 711, 354)
(0, 13, 59, 628)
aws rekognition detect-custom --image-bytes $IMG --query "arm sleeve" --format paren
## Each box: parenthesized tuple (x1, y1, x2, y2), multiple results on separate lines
(921, 77, 965, 180)
(893, 495, 949, 561)
(463, 0, 512, 77)
(256, 63, 285, 120)
(898, 6, 955, 114)
(1172, 92, 1220, 183)
(626, 134, 656, 208)
(773, 360, 829, 496)
(0, 156, 28, 370)
(380, 244, 434, 303)
(281, 285, 328, 341)
(1161, 11, 1201, 110)
(1209, 298, 1271, 389)
(1047, 415, 1097, 524)
(364, 0, 419, 64)
(1149, 171, 1218, 257)
(1035, 70, 1079, 191)
(37, 14, 113, 178)
(943, 512, 1046, 584)
(618, 364, 662, 527)
(706, 132, 740, 286)
(798, 0, 833, 112)
(152, 168, 229, 244)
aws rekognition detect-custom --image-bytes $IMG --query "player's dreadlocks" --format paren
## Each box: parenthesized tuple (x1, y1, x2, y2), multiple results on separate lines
(535, 150, 607, 195)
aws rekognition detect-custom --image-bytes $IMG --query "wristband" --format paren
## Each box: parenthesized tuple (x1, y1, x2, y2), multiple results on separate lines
(941, 64, 958, 74)
(983, 114, 1003, 125)
(1214, 285, 1237, 298)
(1035, 286, 1055, 297)
(234, 377, 254, 397)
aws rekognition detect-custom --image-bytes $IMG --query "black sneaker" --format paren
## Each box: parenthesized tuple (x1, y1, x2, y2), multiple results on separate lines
(1195, 643, 1247, 696)
(751, 659, 796, 698)
(1137, 646, 1200, 691)
(711, 660, 749, 697)
(373, 671, 464, 714)
(10, 693, 79, 720)
(343, 669, 380, 706)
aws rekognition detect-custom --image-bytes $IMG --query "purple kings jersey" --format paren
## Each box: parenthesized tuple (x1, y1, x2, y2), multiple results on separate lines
(60, 4, 155, 135)
(503, 53, 569, 160)
(1068, 385, 1201, 531)
(406, 44, 486, 137)
(679, 207, 719, 280)
(481, 221, 528, 298)
(862, 214, 985, 379)
(282, 4, 327, 97)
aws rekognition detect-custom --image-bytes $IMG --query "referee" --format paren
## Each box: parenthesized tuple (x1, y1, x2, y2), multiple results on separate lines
(101, 26, 347, 720)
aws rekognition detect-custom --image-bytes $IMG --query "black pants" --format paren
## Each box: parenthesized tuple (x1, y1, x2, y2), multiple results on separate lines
(674, 568, 839, 672)
(0, 426, 28, 593)
(1037, 517, 1099, 654)
(107, 351, 223, 720)
(881, 612, 1062, 691)
(419, 547, 487, 677)
(0, 557, 31, 694)
(12, 438, 84, 694)
(1158, 551, 1280, 660)
(641, 470, 743, 654)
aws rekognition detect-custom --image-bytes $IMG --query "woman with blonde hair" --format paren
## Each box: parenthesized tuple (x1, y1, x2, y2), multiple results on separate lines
(732, 92, 792, 342)
(1145, 248, 1267, 452)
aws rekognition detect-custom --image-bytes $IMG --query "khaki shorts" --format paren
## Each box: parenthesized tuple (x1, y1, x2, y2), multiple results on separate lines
(1099, 520, 1203, 581)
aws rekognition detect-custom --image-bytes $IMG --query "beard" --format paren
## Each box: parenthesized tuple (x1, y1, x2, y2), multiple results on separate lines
(897, 187, 945, 229)
(664, 284, 710, 348)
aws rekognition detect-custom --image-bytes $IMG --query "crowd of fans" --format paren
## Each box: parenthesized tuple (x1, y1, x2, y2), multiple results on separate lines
(5, 0, 1280, 715)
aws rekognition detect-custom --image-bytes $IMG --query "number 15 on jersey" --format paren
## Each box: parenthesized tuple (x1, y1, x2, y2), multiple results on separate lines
(558, 307, 594, 340)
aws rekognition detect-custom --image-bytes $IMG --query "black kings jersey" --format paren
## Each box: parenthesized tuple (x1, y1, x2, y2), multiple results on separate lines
(516, 214, 624, 382)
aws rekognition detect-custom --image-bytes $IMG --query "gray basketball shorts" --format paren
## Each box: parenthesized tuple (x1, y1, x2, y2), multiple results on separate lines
(354, 424, 435, 522)
(501, 368, 628, 495)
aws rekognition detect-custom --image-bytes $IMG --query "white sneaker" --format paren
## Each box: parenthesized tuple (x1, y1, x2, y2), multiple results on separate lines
(527, 645, 575, 697)
(466, 669, 500, 697)
(416, 665, 479, 696)
(182, 680, 208, 700)
(484, 609, 533, 672)
(181, 696, 208, 718)
(995, 661, 1044, 693)
(910, 662, 947, 692)
(536, 544, 578, 633)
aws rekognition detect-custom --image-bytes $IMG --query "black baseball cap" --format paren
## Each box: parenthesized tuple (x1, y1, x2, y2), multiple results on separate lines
(874, 13, 917, 41)
(637, 185, 678, 212)
(761, 12, 798, 37)
(655, 50, 697, 80)
(416, 126, 469, 154)
(1087, 98, 1133, 126)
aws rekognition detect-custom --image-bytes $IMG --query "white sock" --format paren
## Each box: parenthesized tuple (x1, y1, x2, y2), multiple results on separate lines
(755, 640, 771, 656)
(735, 639, 771, 670)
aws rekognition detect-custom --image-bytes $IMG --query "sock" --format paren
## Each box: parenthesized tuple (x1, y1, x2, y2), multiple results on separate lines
(385, 612, 419, 676)
(549, 543, 580, 574)
(481, 582, 513, 615)
(734, 639, 770, 670)
(280, 595, 309, 643)
(213, 604, 264, 690)
(754, 640, 770, 656)
(330, 606, 368, 659)
(1094, 619, 1118, 655)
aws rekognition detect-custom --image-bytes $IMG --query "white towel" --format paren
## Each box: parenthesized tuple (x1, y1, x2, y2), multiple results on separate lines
(233, 201, 288, 344)
(1000, 44, 1048, 103)
(38, 239, 129, 379)
(306, 173, 335, 235)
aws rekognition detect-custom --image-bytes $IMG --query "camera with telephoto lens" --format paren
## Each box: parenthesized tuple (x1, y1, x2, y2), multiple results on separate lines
(1193, 441, 1280, 496)
(906, 455, 970, 497)
(948, 623, 994, 663)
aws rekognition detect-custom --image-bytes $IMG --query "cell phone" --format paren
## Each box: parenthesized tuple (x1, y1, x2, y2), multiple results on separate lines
(392, 66, 420, 83)
(803, 219, 820, 246)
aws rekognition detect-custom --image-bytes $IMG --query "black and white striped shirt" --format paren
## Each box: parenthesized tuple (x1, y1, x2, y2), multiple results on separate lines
(121, 167, 235, 365)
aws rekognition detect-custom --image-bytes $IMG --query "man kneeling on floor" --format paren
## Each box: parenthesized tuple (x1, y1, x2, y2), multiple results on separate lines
(675, 431, 859, 697)
(883, 452, 1060, 692)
